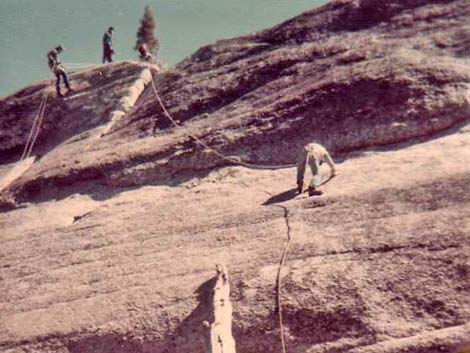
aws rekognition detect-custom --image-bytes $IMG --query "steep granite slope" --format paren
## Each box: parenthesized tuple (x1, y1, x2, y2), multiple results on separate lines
(1, 124, 469, 353)
(0, 0, 469, 205)
(1, 1, 470, 353)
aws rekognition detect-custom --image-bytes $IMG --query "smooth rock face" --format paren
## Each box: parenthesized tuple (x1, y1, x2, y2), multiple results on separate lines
(0, 0, 469, 203)
(0, 1, 470, 353)
(1, 125, 469, 353)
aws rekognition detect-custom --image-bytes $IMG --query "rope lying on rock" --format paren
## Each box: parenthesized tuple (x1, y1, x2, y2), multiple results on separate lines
(275, 205, 292, 353)
(149, 74, 296, 170)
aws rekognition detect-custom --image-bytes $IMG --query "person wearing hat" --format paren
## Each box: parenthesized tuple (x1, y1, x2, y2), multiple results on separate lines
(102, 27, 115, 63)
(47, 45, 73, 97)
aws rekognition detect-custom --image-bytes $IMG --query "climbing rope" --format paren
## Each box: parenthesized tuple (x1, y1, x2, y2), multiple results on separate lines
(25, 93, 49, 159)
(19, 94, 45, 161)
(20, 92, 49, 161)
(150, 73, 295, 352)
(63, 62, 99, 66)
(63, 63, 101, 72)
(149, 75, 296, 170)
(275, 205, 292, 353)
(63, 63, 100, 69)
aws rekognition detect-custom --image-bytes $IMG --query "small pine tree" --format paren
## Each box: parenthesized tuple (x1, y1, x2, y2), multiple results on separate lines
(135, 6, 159, 56)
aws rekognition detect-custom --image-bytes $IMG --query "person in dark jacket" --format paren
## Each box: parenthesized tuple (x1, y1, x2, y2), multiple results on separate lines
(47, 45, 73, 97)
(102, 27, 114, 63)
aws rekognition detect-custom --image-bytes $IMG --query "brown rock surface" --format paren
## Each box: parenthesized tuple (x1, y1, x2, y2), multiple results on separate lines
(0, 0, 470, 352)
(0, 0, 469, 203)
(1, 126, 470, 353)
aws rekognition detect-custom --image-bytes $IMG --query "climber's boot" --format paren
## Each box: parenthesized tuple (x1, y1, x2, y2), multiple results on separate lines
(308, 186, 323, 196)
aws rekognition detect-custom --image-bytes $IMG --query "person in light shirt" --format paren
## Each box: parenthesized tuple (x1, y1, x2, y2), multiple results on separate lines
(297, 142, 336, 196)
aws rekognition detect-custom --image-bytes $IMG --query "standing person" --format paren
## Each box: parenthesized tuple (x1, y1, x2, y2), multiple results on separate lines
(102, 27, 115, 63)
(47, 45, 73, 97)
(297, 142, 336, 196)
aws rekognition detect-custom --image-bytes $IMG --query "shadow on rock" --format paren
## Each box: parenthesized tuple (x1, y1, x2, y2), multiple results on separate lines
(67, 334, 148, 353)
(66, 275, 219, 353)
(263, 188, 298, 206)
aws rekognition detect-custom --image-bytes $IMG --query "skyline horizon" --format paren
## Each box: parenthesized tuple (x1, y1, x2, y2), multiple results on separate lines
(0, 0, 328, 97)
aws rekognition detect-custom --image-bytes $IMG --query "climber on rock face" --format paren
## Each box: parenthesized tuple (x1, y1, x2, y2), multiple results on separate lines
(47, 45, 73, 97)
(102, 26, 115, 63)
(297, 142, 336, 196)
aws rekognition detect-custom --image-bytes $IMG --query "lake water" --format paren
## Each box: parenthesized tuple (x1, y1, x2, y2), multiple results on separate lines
(0, 0, 328, 96)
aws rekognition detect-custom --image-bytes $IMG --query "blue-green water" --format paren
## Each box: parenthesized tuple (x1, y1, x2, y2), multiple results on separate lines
(0, 0, 328, 97)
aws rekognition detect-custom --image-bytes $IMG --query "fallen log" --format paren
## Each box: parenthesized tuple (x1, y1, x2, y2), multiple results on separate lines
(203, 264, 236, 353)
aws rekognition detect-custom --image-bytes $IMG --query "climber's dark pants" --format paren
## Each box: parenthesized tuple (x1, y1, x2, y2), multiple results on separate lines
(103, 45, 113, 63)
(55, 70, 71, 95)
